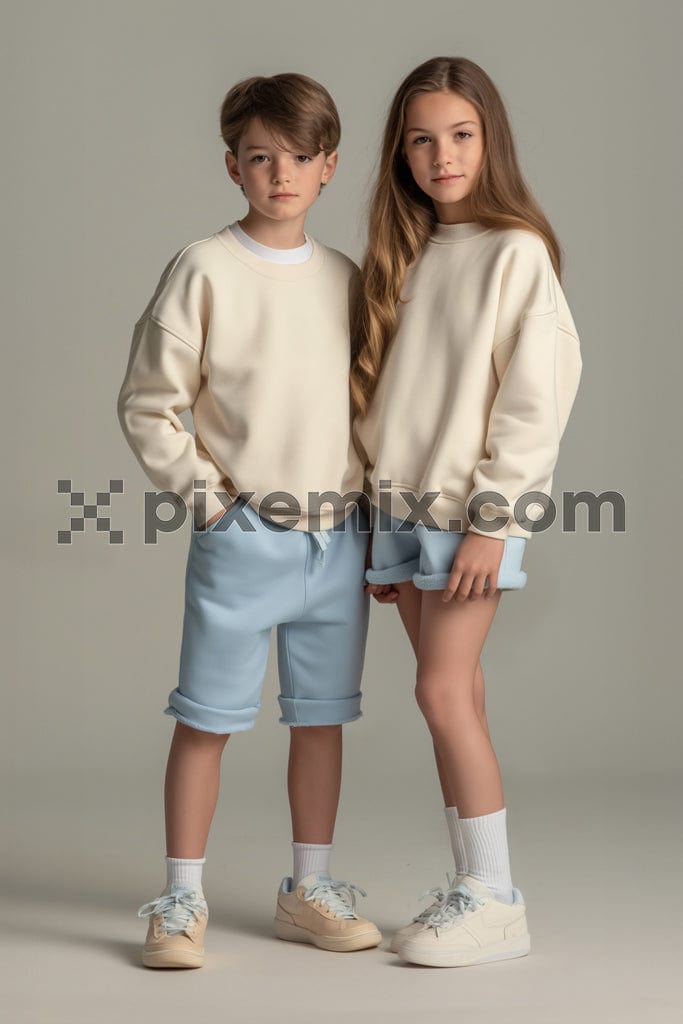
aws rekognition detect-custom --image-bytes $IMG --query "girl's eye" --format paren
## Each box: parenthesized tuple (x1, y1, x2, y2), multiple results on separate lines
(412, 132, 472, 145)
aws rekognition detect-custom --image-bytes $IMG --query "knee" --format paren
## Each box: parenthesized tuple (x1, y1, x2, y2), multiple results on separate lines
(414, 669, 474, 729)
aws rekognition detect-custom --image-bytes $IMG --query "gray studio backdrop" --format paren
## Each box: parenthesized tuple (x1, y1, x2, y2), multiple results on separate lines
(3, 0, 680, 896)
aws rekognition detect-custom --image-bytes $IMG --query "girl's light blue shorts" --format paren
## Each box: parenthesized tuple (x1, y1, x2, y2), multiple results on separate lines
(165, 498, 371, 735)
(365, 508, 528, 591)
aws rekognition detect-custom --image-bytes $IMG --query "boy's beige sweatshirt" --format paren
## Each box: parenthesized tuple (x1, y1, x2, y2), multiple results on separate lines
(353, 222, 583, 541)
(117, 225, 364, 531)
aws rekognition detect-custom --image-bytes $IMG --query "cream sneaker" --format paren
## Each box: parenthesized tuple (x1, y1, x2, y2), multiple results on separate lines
(395, 874, 530, 967)
(137, 883, 209, 968)
(274, 872, 382, 952)
(388, 874, 459, 953)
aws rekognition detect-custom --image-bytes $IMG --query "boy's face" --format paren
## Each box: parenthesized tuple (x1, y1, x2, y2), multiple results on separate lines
(225, 118, 337, 223)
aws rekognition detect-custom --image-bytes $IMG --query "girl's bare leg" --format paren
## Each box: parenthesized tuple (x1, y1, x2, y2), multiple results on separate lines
(164, 721, 230, 858)
(394, 581, 491, 807)
(288, 725, 342, 844)
(415, 590, 504, 817)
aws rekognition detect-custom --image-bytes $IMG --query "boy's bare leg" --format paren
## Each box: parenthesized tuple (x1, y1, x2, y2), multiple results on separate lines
(288, 724, 342, 844)
(164, 721, 231, 858)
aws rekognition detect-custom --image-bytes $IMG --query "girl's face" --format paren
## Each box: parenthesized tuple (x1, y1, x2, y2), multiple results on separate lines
(401, 90, 484, 221)
(225, 117, 337, 225)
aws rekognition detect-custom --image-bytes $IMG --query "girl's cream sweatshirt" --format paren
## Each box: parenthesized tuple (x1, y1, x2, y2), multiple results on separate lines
(353, 222, 583, 540)
(117, 224, 364, 531)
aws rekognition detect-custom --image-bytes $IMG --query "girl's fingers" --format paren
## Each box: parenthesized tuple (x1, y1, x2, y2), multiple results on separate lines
(442, 570, 462, 602)
(454, 573, 476, 602)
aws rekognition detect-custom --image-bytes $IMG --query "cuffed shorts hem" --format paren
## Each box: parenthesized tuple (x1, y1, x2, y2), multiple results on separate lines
(365, 558, 420, 586)
(278, 693, 363, 726)
(412, 570, 528, 591)
(164, 690, 258, 734)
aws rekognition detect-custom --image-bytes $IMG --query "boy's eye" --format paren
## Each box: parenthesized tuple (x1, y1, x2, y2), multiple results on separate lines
(250, 154, 268, 163)
(296, 154, 313, 163)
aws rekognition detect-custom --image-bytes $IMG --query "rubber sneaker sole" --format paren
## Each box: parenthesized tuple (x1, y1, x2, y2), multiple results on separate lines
(142, 945, 205, 969)
(397, 932, 531, 967)
(274, 917, 382, 952)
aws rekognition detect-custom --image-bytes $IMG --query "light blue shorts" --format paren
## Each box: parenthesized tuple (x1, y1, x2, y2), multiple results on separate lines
(365, 508, 528, 591)
(165, 498, 371, 734)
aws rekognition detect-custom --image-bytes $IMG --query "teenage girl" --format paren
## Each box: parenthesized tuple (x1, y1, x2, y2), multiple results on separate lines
(351, 56, 583, 968)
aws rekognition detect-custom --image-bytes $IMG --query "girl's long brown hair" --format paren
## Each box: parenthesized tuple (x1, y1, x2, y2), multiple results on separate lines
(350, 56, 563, 418)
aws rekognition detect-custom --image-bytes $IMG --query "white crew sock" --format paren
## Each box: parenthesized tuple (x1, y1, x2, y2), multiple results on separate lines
(458, 807, 514, 903)
(444, 805, 468, 877)
(162, 856, 206, 896)
(292, 842, 332, 885)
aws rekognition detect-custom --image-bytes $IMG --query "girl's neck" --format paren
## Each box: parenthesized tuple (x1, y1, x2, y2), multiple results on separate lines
(432, 197, 475, 225)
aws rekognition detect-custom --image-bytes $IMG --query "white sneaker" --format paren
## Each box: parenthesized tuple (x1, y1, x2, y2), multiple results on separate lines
(395, 874, 530, 967)
(388, 873, 461, 953)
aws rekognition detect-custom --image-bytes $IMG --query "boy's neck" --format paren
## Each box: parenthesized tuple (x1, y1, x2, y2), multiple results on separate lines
(237, 211, 308, 250)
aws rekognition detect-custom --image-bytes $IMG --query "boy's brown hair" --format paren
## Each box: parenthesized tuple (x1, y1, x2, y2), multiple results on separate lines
(219, 73, 340, 157)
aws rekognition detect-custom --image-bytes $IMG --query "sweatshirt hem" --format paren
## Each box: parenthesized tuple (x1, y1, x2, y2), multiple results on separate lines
(369, 485, 535, 541)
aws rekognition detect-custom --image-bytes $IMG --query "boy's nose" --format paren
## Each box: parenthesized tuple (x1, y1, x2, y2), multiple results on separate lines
(272, 166, 291, 183)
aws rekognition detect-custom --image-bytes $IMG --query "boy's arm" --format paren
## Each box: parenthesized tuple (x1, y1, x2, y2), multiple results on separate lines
(117, 314, 228, 528)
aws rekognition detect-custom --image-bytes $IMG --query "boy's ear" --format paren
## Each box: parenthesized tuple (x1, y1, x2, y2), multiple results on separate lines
(321, 149, 339, 185)
(225, 150, 242, 185)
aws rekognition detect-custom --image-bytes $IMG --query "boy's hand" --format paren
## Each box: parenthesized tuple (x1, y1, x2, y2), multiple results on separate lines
(362, 527, 398, 602)
(364, 581, 399, 603)
(201, 508, 227, 530)
(442, 533, 505, 603)
(195, 495, 239, 531)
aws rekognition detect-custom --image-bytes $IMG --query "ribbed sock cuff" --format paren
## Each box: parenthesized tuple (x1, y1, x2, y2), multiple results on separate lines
(458, 807, 514, 902)
(163, 855, 206, 895)
(292, 842, 333, 886)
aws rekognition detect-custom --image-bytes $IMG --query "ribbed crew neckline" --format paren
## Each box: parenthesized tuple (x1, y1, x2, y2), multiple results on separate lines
(229, 220, 313, 264)
(213, 223, 324, 279)
(430, 221, 492, 244)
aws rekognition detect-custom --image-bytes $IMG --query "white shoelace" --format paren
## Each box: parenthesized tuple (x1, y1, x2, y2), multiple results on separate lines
(424, 881, 484, 933)
(137, 887, 207, 935)
(409, 872, 458, 924)
(302, 878, 367, 919)
(410, 885, 448, 923)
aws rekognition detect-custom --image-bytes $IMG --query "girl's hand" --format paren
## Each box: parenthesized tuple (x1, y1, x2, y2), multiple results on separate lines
(364, 581, 399, 603)
(442, 533, 505, 603)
